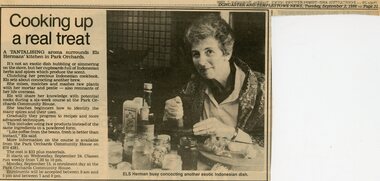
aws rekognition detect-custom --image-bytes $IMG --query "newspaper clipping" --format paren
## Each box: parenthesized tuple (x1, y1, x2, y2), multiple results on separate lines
(1, 9, 108, 179)
(0, 0, 379, 180)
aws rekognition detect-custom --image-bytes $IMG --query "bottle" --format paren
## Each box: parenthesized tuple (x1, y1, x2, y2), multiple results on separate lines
(144, 113, 155, 140)
(178, 136, 198, 170)
(137, 83, 154, 140)
(137, 106, 149, 138)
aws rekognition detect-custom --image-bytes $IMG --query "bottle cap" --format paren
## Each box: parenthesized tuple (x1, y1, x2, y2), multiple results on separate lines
(144, 83, 153, 90)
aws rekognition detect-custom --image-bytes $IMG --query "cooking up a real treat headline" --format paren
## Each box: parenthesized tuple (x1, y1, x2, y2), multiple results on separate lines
(8, 13, 94, 45)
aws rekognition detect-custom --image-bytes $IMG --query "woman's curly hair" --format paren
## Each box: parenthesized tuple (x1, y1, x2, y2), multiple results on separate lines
(185, 14, 235, 56)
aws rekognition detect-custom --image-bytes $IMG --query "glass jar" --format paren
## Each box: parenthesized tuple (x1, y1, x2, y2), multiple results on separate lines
(132, 137, 152, 170)
(151, 135, 171, 168)
(157, 134, 171, 152)
(178, 136, 198, 170)
(123, 133, 135, 163)
(108, 140, 123, 168)
(162, 153, 182, 170)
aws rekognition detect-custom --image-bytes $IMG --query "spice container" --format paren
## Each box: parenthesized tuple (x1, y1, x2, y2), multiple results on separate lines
(151, 135, 171, 168)
(162, 153, 182, 170)
(108, 141, 123, 168)
(151, 139, 168, 168)
(157, 134, 171, 152)
(178, 136, 198, 170)
(123, 133, 135, 163)
(132, 137, 152, 170)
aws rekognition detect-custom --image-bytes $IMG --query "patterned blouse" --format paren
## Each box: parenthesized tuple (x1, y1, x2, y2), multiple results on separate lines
(179, 57, 265, 147)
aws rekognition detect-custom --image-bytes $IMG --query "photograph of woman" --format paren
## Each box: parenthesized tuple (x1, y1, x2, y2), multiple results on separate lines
(164, 14, 265, 147)
(107, 10, 268, 173)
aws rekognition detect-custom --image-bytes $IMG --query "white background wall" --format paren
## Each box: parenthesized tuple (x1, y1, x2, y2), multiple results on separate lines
(272, 15, 380, 181)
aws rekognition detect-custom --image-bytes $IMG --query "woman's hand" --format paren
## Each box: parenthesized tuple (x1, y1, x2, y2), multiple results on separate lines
(163, 96, 183, 120)
(193, 117, 235, 139)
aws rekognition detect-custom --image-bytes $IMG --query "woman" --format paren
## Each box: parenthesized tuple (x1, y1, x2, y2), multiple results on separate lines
(165, 14, 265, 146)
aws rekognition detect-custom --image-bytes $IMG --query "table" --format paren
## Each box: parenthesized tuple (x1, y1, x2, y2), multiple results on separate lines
(109, 140, 265, 171)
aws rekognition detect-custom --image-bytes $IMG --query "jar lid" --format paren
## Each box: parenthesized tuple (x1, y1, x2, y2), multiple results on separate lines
(157, 134, 171, 142)
(179, 136, 197, 146)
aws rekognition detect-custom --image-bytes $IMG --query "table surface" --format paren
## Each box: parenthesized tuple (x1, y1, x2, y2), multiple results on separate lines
(109, 140, 265, 171)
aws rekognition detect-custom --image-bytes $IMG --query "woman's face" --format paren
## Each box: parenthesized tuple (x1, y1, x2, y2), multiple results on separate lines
(191, 37, 230, 80)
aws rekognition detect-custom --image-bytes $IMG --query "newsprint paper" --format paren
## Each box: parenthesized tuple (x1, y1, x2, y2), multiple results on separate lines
(0, 0, 379, 180)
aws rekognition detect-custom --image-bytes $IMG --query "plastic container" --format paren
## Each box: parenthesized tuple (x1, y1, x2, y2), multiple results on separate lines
(122, 97, 143, 134)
